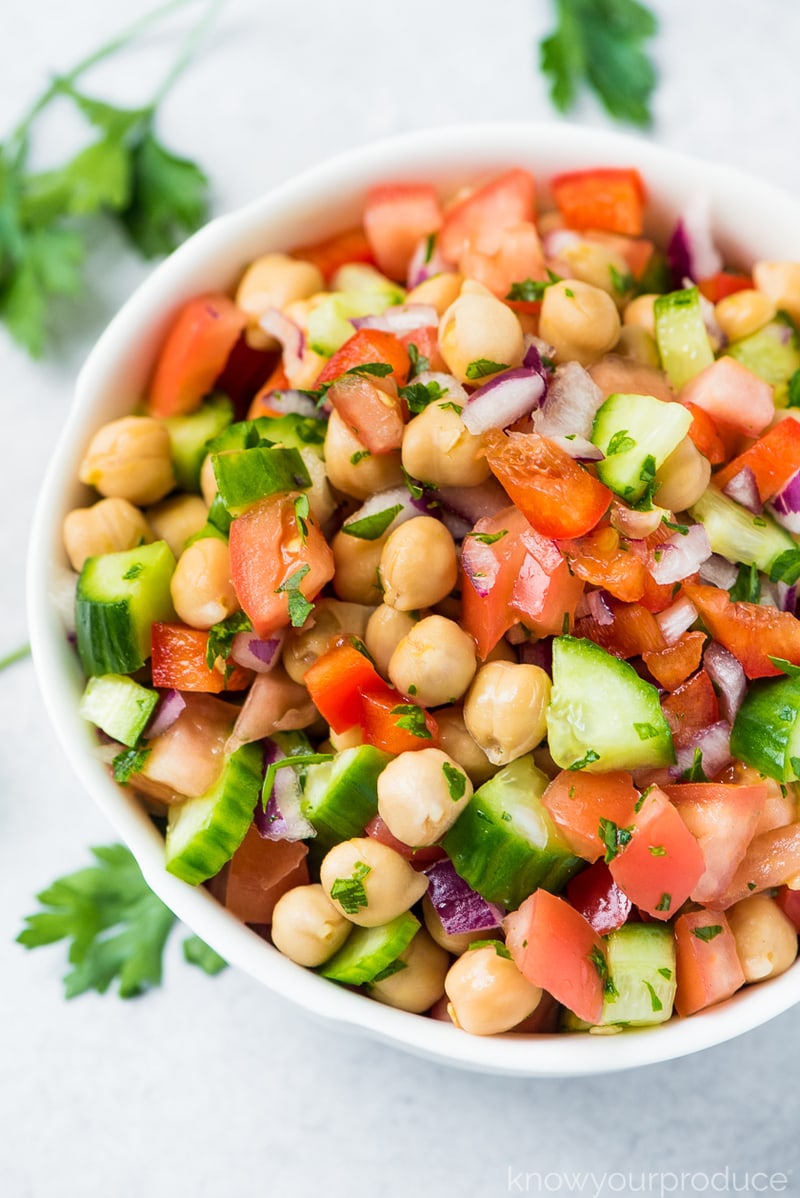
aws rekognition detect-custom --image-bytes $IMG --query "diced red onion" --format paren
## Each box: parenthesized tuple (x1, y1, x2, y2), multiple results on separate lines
(533, 361, 604, 441)
(351, 303, 439, 335)
(262, 389, 322, 419)
(703, 642, 747, 724)
(699, 553, 739, 590)
(542, 229, 580, 259)
(460, 534, 496, 598)
(769, 469, 800, 534)
(549, 435, 604, 461)
(722, 466, 762, 514)
(671, 721, 732, 780)
(582, 590, 614, 626)
(667, 195, 722, 285)
(610, 505, 664, 540)
(258, 307, 306, 379)
(407, 237, 452, 288)
(436, 479, 509, 524)
(656, 594, 698, 645)
(649, 524, 711, 585)
(146, 689, 187, 738)
(439, 509, 473, 542)
(518, 638, 553, 673)
(696, 288, 726, 348)
(424, 858, 504, 935)
(778, 582, 798, 614)
(255, 742, 316, 842)
(230, 631, 285, 674)
(462, 368, 546, 435)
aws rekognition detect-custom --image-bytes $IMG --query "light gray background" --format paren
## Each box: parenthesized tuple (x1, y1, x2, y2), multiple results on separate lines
(2, 2, 799, 1195)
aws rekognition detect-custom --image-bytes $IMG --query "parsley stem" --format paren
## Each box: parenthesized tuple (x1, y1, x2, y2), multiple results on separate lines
(0, 643, 31, 673)
(151, 0, 224, 108)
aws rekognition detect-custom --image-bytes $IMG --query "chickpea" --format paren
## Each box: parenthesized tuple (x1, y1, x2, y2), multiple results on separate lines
(63, 497, 152, 573)
(423, 894, 477, 955)
(538, 280, 621, 367)
(623, 293, 658, 336)
(444, 944, 542, 1035)
(388, 614, 476, 706)
(324, 409, 403, 500)
(558, 239, 631, 303)
(271, 883, 352, 967)
(236, 253, 324, 348)
(79, 416, 175, 505)
(365, 604, 418, 677)
(752, 261, 800, 325)
(332, 529, 385, 605)
(484, 639, 517, 665)
(434, 705, 498, 786)
(405, 272, 463, 316)
(146, 494, 208, 557)
(714, 288, 775, 342)
(654, 435, 711, 513)
(370, 928, 450, 1013)
(319, 838, 429, 927)
(614, 326, 660, 368)
(380, 518, 458, 611)
(439, 288, 524, 385)
(401, 400, 490, 488)
(283, 598, 373, 683)
(170, 537, 238, 630)
(727, 896, 798, 982)
(200, 453, 218, 506)
(378, 748, 473, 846)
(464, 662, 551, 765)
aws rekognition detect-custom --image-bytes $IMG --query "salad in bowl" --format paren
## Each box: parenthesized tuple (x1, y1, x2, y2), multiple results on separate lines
(29, 124, 800, 1075)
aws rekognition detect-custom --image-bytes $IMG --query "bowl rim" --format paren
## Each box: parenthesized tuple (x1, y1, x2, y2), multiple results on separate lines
(27, 119, 800, 1077)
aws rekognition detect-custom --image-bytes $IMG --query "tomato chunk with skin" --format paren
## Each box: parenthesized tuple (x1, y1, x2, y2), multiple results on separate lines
(504, 889, 606, 1025)
(715, 417, 800, 503)
(683, 582, 800, 679)
(364, 814, 444, 868)
(224, 826, 309, 924)
(776, 885, 800, 932)
(698, 272, 753, 304)
(566, 861, 633, 935)
(483, 430, 612, 540)
(363, 183, 442, 281)
(679, 357, 773, 437)
(438, 169, 536, 265)
(664, 782, 766, 906)
(459, 222, 546, 298)
(325, 373, 406, 454)
(229, 493, 335, 640)
(148, 294, 246, 419)
(576, 600, 665, 660)
(643, 631, 707, 692)
(674, 910, 745, 1016)
(304, 641, 389, 734)
(542, 768, 640, 862)
(715, 822, 800, 908)
(359, 689, 439, 754)
(151, 623, 253, 693)
(661, 669, 719, 748)
(511, 523, 585, 637)
(551, 168, 646, 237)
(609, 785, 705, 920)
(315, 328, 410, 387)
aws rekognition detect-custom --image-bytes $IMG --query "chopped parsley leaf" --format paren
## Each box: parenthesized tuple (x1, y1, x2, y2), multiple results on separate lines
(692, 925, 723, 942)
(769, 548, 800, 587)
(729, 561, 761, 603)
(680, 747, 708, 783)
(391, 703, 433, 739)
(398, 380, 446, 413)
(442, 762, 468, 801)
(606, 429, 636, 456)
(598, 817, 634, 863)
(122, 563, 143, 580)
(465, 358, 509, 380)
(111, 746, 150, 785)
(275, 564, 313, 627)
(205, 610, 253, 674)
(342, 503, 403, 541)
(468, 939, 511, 959)
(406, 343, 429, 377)
(569, 748, 600, 770)
(350, 449, 371, 465)
(655, 892, 672, 912)
(505, 270, 561, 303)
(588, 945, 617, 997)
(648, 845, 667, 857)
(642, 979, 663, 1012)
(294, 493, 310, 544)
(330, 862, 371, 914)
(465, 529, 508, 545)
(633, 722, 659, 741)
(370, 958, 408, 983)
(347, 361, 393, 378)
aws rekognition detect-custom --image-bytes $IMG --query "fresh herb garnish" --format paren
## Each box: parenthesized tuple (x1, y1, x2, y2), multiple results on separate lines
(398, 380, 446, 413)
(768, 657, 800, 678)
(261, 752, 334, 810)
(401, 466, 430, 501)
(631, 454, 659, 510)
(598, 817, 634, 863)
(111, 746, 151, 785)
(350, 449, 371, 465)
(342, 504, 403, 541)
(465, 358, 509, 380)
(788, 369, 800, 409)
(442, 762, 468, 801)
(648, 845, 667, 857)
(661, 518, 689, 535)
(609, 264, 634, 295)
(729, 561, 761, 603)
(692, 925, 723, 942)
(348, 361, 394, 378)
(391, 703, 433, 740)
(294, 493, 310, 544)
(370, 958, 408, 983)
(438, 401, 464, 413)
(569, 748, 600, 770)
(505, 270, 561, 302)
(406, 342, 429, 377)
(330, 862, 371, 915)
(769, 548, 800, 587)
(642, 979, 663, 1012)
(205, 610, 252, 672)
(275, 564, 313, 627)
(655, 892, 672, 912)
(606, 429, 637, 456)
(634, 784, 654, 813)
(657, 967, 673, 980)
(465, 529, 508, 545)
(468, 939, 512, 959)
(633, 722, 659, 741)
(122, 563, 144, 580)
(423, 233, 436, 264)
(680, 747, 708, 783)
(588, 945, 617, 997)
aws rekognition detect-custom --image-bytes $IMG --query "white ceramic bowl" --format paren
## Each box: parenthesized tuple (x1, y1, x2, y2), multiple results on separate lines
(28, 121, 800, 1076)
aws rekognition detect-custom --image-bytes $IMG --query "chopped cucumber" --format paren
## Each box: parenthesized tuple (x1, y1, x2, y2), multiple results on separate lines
(546, 636, 675, 772)
(79, 673, 158, 748)
(730, 673, 800, 782)
(654, 287, 714, 390)
(689, 486, 794, 572)
(75, 541, 176, 677)
(592, 392, 692, 503)
(725, 314, 800, 405)
(164, 394, 233, 492)
(319, 911, 420, 985)
(600, 924, 676, 1027)
(165, 743, 263, 885)
(257, 414, 326, 457)
(211, 445, 311, 515)
(440, 755, 583, 909)
(302, 745, 391, 855)
(307, 289, 404, 357)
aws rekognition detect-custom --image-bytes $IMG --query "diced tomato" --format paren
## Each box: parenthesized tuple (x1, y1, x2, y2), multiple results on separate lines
(562, 524, 646, 603)
(661, 669, 719, 749)
(715, 822, 800, 908)
(551, 169, 646, 237)
(459, 222, 546, 298)
(674, 910, 745, 1016)
(504, 889, 606, 1025)
(511, 522, 585, 637)
(291, 227, 374, 282)
(664, 782, 766, 906)
(542, 768, 639, 862)
(643, 631, 707, 691)
(151, 623, 253, 693)
(325, 373, 406, 454)
(683, 582, 800, 679)
(363, 814, 445, 867)
(398, 325, 447, 373)
(315, 328, 410, 387)
(224, 826, 309, 924)
(483, 430, 611, 540)
(609, 786, 705, 920)
(715, 416, 800, 503)
(698, 272, 753, 304)
(678, 357, 773, 437)
(438, 169, 536, 265)
(304, 641, 389, 734)
(566, 861, 633, 935)
(684, 402, 727, 467)
(576, 599, 665, 660)
(776, 885, 800, 932)
(359, 689, 439, 754)
(148, 294, 247, 418)
(363, 183, 442, 281)
(139, 693, 235, 801)
(229, 493, 335, 640)
(247, 360, 290, 419)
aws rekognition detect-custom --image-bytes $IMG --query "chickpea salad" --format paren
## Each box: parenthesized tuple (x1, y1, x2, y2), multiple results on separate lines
(65, 166, 800, 1035)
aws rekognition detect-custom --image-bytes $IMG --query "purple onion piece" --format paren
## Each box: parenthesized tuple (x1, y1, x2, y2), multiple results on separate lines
(670, 721, 732, 780)
(461, 534, 497, 599)
(778, 582, 798, 614)
(255, 743, 315, 842)
(586, 590, 614, 627)
(263, 389, 323, 419)
(230, 631, 284, 674)
(350, 303, 439, 335)
(146, 689, 186, 738)
(518, 638, 553, 673)
(533, 360, 604, 441)
(407, 237, 452, 288)
(655, 594, 698, 646)
(424, 858, 504, 936)
(436, 479, 509, 524)
(462, 368, 546, 435)
(667, 219, 693, 286)
(722, 466, 762, 514)
(439, 508, 472, 542)
(699, 553, 739, 590)
(703, 642, 747, 724)
(258, 307, 305, 377)
(666, 197, 722, 288)
(769, 469, 800, 534)
(649, 524, 712, 586)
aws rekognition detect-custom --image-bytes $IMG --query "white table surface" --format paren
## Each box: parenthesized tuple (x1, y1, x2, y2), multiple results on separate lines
(3, 3, 800, 1195)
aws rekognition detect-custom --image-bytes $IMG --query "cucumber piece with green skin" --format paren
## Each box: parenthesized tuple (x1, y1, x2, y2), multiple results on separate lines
(592, 393, 692, 503)
(301, 745, 391, 855)
(165, 393, 233, 492)
(76, 541, 176, 677)
(307, 289, 404, 356)
(725, 314, 800, 405)
(654, 287, 714, 390)
(689, 486, 794, 572)
(257, 414, 325, 456)
(79, 673, 158, 747)
(319, 911, 420, 985)
(546, 636, 675, 772)
(440, 755, 584, 910)
(185, 494, 232, 547)
(599, 924, 676, 1027)
(165, 743, 263, 885)
(730, 673, 800, 782)
(211, 445, 311, 516)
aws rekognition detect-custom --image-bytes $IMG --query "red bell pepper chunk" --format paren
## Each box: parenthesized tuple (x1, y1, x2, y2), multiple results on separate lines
(151, 623, 253, 693)
(682, 583, 800, 679)
(609, 785, 705, 920)
(674, 910, 744, 1016)
(566, 861, 633, 935)
(359, 689, 438, 754)
(148, 294, 247, 419)
(398, 325, 448, 373)
(715, 416, 800, 503)
(698, 272, 753, 303)
(661, 669, 719, 748)
(315, 328, 410, 387)
(642, 632, 707, 692)
(551, 168, 646, 237)
(576, 599, 666, 661)
(683, 402, 727, 467)
(303, 641, 388, 734)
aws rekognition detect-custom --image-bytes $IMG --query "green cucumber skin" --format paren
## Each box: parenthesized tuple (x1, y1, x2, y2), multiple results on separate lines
(600, 924, 677, 1027)
(211, 445, 311, 514)
(592, 393, 692, 503)
(726, 315, 800, 400)
(165, 743, 263, 885)
(307, 289, 403, 356)
(208, 414, 325, 457)
(730, 674, 800, 782)
(654, 287, 714, 391)
(165, 394, 233, 492)
(319, 912, 420, 985)
(689, 487, 794, 573)
(79, 673, 158, 748)
(302, 746, 391, 854)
